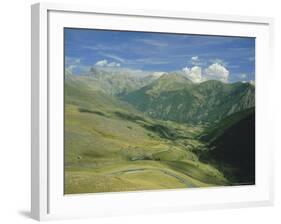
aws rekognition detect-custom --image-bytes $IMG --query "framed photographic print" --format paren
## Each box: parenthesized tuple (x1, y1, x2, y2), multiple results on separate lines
(31, 2, 274, 221)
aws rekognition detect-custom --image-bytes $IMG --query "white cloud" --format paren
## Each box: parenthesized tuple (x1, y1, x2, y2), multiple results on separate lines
(95, 59, 108, 67)
(240, 73, 247, 79)
(182, 66, 202, 83)
(65, 57, 81, 72)
(95, 59, 121, 67)
(182, 61, 229, 83)
(100, 53, 125, 63)
(190, 56, 201, 66)
(209, 58, 228, 67)
(152, 71, 166, 78)
(204, 63, 229, 83)
(191, 56, 199, 61)
(66, 65, 77, 72)
(107, 62, 121, 67)
(249, 80, 255, 86)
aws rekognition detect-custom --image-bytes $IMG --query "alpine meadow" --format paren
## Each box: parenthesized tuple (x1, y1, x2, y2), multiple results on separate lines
(64, 28, 255, 194)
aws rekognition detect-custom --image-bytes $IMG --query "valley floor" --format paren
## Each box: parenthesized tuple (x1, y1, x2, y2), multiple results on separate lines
(64, 103, 229, 194)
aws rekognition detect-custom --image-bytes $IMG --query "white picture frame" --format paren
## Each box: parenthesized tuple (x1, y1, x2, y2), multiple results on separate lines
(31, 2, 274, 221)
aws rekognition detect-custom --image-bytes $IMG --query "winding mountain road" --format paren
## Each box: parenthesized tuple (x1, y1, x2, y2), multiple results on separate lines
(109, 168, 195, 188)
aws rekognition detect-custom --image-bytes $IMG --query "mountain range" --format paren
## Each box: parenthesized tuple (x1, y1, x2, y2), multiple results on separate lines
(73, 66, 255, 124)
(122, 73, 255, 124)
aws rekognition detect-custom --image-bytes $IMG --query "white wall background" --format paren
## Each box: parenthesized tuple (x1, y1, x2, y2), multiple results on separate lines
(0, 0, 280, 223)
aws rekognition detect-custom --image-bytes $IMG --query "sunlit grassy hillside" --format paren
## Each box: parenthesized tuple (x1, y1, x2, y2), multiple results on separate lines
(64, 73, 230, 194)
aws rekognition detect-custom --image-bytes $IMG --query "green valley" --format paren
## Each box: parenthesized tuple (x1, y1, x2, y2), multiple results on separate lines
(64, 69, 255, 194)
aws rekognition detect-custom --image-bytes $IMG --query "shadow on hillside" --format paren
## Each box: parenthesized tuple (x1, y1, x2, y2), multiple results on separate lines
(79, 108, 108, 117)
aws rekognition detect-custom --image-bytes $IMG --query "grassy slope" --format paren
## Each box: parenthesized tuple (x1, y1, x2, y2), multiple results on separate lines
(64, 75, 228, 194)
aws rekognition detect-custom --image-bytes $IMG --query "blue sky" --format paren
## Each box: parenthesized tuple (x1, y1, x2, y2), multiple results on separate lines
(65, 28, 255, 83)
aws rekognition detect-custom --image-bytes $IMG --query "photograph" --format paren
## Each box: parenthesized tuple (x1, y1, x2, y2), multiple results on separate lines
(64, 28, 255, 194)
